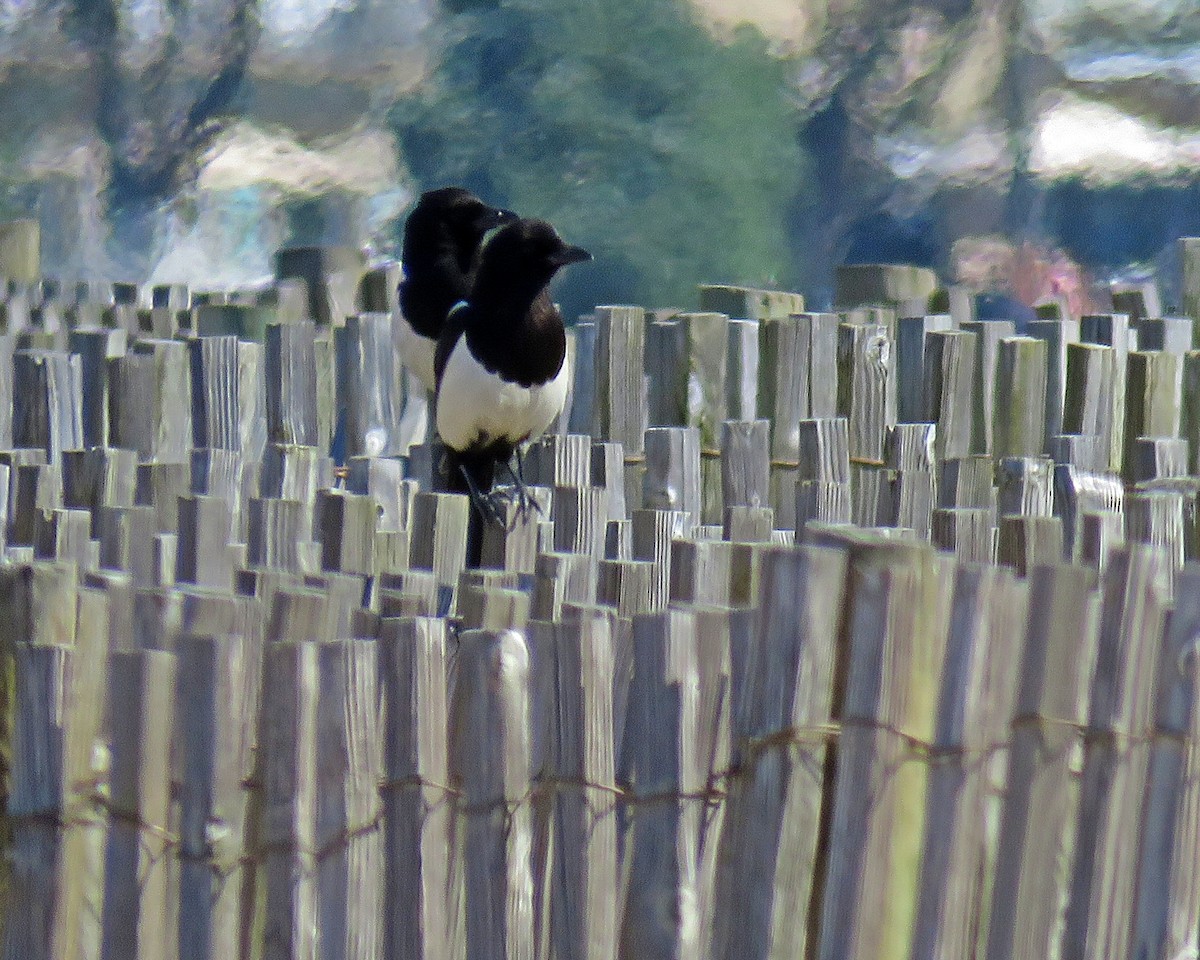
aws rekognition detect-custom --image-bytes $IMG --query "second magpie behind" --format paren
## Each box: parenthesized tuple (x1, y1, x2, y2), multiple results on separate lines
(396, 186, 516, 392)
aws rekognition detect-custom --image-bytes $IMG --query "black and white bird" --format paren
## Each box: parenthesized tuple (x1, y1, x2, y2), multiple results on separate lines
(396, 186, 516, 392)
(434, 217, 591, 545)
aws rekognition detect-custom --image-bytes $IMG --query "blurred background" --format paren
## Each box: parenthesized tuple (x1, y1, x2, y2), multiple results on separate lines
(1, 0, 1197, 318)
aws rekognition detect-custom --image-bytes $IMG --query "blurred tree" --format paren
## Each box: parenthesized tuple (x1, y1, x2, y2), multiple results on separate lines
(390, 0, 813, 319)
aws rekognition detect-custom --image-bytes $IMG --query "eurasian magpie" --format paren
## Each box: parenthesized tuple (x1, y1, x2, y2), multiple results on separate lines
(434, 217, 591, 557)
(396, 187, 516, 392)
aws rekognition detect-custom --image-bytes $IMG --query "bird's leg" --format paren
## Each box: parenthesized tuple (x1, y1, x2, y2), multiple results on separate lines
(459, 464, 504, 526)
(504, 449, 544, 521)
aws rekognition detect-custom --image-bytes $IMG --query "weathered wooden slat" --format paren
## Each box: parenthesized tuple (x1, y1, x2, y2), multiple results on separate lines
(265, 322, 320, 447)
(699, 285, 804, 320)
(643, 427, 702, 521)
(178, 634, 249, 960)
(552, 485, 610, 562)
(996, 456, 1054, 518)
(923, 328, 976, 460)
(537, 612, 619, 960)
(175, 495, 236, 591)
(102, 649, 177, 960)
(110, 339, 192, 463)
(1123, 350, 1182, 482)
(984, 563, 1099, 960)
(524, 434, 592, 490)
(937, 456, 994, 510)
(1124, 492, 1186, 593)
(336, 313, 404, 459)
(62, 447, 136, 518)
(378, 616, 458, 960)
(530, 552, 598, 622)
(1129, 562, 1200, 960)
(726, 318, 759, 422)
(1063, 342, 1119, 471)
(33, 507, 95, 570)
(1137, 315, 1192, 354)
(993, 336, 1048, 459)
(1027, 317, 1081, 454)
(1130, 436, 1189, 482)
(409, 492, 470, 612)
(631, 509, 692, 611)
(593, 306, 647, 458)
(710, 545, 846, 960)
(910, 565, 1027, 960)
(451, 629, 534, 960)
(896, 315, 953, 423)
(2, 644, 81, 960)
(1047, 433, 1107, 473)
(1054, 466, 1123, 562)
(962, 319, 1016, 456)
(135, 461, 189, 535)
(317, 490, 378, 576)
(259, 641, 319, 960)
(720, 420, 769, 512)
(618, 609, 702, 960)
(1061, 546, 1170, 960)
(315, 640, 383, 960)
(478, 491, 550, 575)
(814, 539, 950, 960)
(13, 349, 83, 464)
(668, 539, 733, 607)
(837, 322, 894, 463)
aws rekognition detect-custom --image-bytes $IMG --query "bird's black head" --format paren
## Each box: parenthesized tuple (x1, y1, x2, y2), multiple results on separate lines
(403, 187, 517, 273)
(475, 218, 592, 300)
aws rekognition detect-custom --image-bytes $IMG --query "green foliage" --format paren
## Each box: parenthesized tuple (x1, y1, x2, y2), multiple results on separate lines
(390, 0, 814, 319)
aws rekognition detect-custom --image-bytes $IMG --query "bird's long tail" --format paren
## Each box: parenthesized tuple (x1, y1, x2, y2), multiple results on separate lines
(441, 448, 494, 568)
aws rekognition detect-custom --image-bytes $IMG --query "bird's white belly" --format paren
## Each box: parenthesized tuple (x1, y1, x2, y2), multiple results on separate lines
(437, 337, 568, 451)
(394, 311, 438, 393)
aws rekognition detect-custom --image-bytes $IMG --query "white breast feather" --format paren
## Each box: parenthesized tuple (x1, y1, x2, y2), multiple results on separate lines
(393, 310, 438, 394)
(437, 336, 568, 451)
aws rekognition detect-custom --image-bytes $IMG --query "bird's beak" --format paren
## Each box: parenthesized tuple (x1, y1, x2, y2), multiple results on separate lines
(476, 207, 518, 231)
(549, 244, 593, 267)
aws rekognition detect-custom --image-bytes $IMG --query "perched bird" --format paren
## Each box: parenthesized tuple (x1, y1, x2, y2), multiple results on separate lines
(396, 187, 516, 391)
(434, 217, 591, 555)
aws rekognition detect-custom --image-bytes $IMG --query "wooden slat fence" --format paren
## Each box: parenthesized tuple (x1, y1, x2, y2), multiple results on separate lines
(0, 260, 1197, 960)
